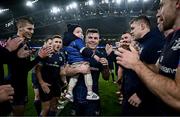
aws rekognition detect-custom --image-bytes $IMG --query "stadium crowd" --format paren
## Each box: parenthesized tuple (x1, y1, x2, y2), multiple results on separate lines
(0, 0, 179, 116)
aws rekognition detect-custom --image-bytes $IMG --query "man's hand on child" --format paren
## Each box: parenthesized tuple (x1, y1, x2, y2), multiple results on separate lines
(99, 58, 108, 66)
(78, 63, 90, 74)
(94, 55, 100, 62)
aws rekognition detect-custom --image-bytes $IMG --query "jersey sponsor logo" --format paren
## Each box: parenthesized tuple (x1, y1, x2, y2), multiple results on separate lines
(90, 67, 99, 71)
(45, 63, 60, 68)
(54, 61, 58, 65)
(159, 56, 164, 63)
(171, 38, 180, 51)
(157, 50, 162, 53)
(159, 65, 177, 74)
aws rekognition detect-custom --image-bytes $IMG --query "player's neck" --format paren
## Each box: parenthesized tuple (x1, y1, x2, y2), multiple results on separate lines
(141, 28, 150, 38)
(164, 29, 174, 37)
(92, 49, 96, 53)
(17, 32, 25, 40)
(173, 17, 180, 30)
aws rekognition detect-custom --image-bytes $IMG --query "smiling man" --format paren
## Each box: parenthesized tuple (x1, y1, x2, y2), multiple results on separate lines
(8, 17, 53, 116)
(71, 28, 110, 116)
(36, 35, 66, 116)
(119, 16, 165, 115)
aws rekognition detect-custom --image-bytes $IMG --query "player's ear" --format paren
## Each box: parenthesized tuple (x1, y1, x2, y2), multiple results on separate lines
(18, 27, 23, 32)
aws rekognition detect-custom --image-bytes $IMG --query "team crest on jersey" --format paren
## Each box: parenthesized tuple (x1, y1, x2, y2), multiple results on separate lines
(59, 57, 62, 61)
(159, 55, 164, 63)
(139, 46, 143, 54)
(171, 38, 180, 51)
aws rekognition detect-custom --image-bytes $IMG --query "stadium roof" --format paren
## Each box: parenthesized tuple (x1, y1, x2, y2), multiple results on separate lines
(0, 0, 85, 22)
(0, 0, 160, 39)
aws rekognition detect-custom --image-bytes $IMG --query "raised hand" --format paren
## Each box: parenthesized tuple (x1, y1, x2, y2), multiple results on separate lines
(115, 45, 140, 69)
(17, 44, 32, 58)
(38, 45, 54, 58)
(105, 44, 113, 55)
(5, 37, 23, 52)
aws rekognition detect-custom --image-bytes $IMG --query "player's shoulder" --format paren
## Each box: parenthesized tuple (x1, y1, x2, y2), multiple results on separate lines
(174, 29, 180, 37)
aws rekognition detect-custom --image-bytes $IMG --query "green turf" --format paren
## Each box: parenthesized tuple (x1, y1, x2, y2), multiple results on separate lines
(25, 71, 37, 116)
(3, 65, 121, 116)
(3, 64, 8, 77)
(99, 77, 122, 116)
(3, 64, 37, 116)
(22, 71, 121, 116)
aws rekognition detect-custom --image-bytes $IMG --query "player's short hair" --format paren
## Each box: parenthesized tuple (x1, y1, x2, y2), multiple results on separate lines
(44, 37, 52, 43)
(16, 17, 34, 28)
(130, 15, 151, 28)
(122, 31, 131, 35)
(52, 35, 62, 39)
(86, 28, 99, 35)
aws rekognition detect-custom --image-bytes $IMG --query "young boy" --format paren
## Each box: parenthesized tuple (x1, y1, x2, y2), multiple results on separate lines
(63, 24, 100, 102)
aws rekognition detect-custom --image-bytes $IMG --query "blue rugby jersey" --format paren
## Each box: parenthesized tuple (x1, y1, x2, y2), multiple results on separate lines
(65, 38, 87, 64)
(40, 49, 66, 83)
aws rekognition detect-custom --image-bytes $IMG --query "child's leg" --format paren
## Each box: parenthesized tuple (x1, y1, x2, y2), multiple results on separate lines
(82, 63, 93, 94)
(65, 75, 79, 102)
(83, 63, 99, 100)
(84, 73, 93, 94)
(67, 76, 78, 95)
(84, 73, 100, 100)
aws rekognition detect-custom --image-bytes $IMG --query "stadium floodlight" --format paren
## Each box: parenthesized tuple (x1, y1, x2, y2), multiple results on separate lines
(69, 4, 73, 9)
(71, 2, 78, 9)
(50, 6, 60, 14)
(128, 0, 138, 3)
(102, 0, 109, 4)
(143, 0, 149, 2)
(66, 2, 78, 11)
(105, 0, 109, 3)
(26, 1, 33, 7)
(88, 0, 94, 6)
(0, 8, 9, 14)
(116, 0, 122, 4)
(66, 6, 70, 11)
(26, 0, 38, 7)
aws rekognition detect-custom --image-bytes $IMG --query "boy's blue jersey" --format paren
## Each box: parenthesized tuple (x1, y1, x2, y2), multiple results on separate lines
(64, 38, 87, 64)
